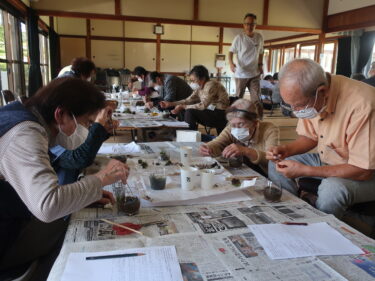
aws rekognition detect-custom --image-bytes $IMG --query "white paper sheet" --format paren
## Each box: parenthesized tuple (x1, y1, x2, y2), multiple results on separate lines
(161, 121, 189, 127)
(61, 246, 183, 281)
(98, 142, 141, 155)
(142, 188, 252, 207)
(248, 222, 364, 260)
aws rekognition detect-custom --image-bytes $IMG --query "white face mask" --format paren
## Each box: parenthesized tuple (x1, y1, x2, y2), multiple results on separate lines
(231, 127, 250, 143)
(293, 90, 326, 119)
(154, 85, 163, 92)
(86, 77, 92, 82)
(137, 77, 144, 82)
(54, 115, 88, 150)
(189, 82, 200, 91)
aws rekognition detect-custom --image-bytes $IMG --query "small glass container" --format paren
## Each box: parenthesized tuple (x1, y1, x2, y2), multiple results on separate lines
(263, 180, 282, 202)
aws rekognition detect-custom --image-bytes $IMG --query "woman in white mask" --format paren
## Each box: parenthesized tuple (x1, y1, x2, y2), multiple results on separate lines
(200, 99, 279, 174)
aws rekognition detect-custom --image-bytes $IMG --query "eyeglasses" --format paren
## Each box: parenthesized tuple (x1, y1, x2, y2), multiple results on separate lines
(281, 84, 325, 112)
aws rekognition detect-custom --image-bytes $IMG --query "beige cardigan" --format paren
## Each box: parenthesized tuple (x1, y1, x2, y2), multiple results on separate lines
(206, 121, 279, 173)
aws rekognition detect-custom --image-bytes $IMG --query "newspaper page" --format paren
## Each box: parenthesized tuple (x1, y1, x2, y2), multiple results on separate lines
(204, 230, 348, 281)
(146, 233, 235, 281)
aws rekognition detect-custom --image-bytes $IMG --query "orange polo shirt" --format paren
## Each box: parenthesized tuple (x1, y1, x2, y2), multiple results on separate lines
(296, 74, 375, 169)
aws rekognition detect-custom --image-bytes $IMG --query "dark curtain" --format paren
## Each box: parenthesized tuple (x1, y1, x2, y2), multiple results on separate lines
(27, 8, 43, 97)
(49, 28, 60, 79)
(356, 31, 375, 73)
(336, 37, 352, 77)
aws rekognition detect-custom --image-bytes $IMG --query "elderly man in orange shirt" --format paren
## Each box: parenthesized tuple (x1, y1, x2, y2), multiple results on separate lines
(267, 58, 375, 218)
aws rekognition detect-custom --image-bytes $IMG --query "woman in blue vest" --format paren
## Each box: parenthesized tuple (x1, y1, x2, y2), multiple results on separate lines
(0, 77, 129, 279)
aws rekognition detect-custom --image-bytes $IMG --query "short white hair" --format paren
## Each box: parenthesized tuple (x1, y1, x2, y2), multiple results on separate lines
(279, 59, 328, 97)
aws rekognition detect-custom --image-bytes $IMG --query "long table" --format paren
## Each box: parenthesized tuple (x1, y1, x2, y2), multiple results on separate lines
(48, 142, 375, 281)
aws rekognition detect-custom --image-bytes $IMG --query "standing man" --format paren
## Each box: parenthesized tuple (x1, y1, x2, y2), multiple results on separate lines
(267, 59, 375, 219)
(229, 13, 264, 102)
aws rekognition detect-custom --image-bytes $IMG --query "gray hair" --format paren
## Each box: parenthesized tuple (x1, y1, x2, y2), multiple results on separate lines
(226, 99, 262, 122)
(279, 59, 328, 97)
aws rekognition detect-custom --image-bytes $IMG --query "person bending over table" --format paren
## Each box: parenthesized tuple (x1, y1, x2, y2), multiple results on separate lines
(58, 57, 96, 82)
(267, 58, 375, 219)
(0, 78, 129, 279)
(160, 65, 230, 134)
(50, 103, 118, 187)
(130, 66, 153, 102)
(200, 99, 278, 175)
(145, 71, 192, 110)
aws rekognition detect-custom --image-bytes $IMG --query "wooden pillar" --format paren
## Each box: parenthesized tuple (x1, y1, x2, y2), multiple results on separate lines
(193, 0, 199, 21)
(262, 0, 269, 25)
(86, 19, 91, 59)
(156, 23, 161, 72)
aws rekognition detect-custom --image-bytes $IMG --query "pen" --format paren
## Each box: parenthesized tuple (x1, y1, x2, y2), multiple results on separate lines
(282, 222, 308, 226)
(86, 253, 145, 260)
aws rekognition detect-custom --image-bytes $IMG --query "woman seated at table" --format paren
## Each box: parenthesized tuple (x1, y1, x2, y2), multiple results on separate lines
(50, 102, 118, 186)
(199, 99, 279, 175)
(129, 66, 155, 102)
(159, 65, 230, 134)
(0, 77, 129, 279)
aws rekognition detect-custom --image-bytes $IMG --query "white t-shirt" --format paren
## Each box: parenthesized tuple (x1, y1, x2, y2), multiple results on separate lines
(230, 32, 264, 79)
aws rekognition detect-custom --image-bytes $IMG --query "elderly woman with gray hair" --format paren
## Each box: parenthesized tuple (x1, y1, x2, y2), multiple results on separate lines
(200, 99, 279, 174)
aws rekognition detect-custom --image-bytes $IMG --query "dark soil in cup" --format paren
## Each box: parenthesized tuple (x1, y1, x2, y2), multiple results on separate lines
(263, 187, 282, 202)
(228, 157, 243, 168)
(150, 175, 167, 190)
(118, 196, 140, 215)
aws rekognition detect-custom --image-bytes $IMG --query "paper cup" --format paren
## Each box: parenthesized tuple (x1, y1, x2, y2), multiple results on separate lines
(201, 169, 215, 190)
(180, 166, 199, 190)
(180, 146, 192, 166)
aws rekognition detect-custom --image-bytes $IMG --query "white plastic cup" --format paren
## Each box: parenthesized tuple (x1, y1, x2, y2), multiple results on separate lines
(180, 166, 199, 190)
(180, 146, 192, 166)
(201, 169, 215, 190)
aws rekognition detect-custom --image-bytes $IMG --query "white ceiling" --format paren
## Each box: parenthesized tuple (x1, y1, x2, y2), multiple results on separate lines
(328, 0, 375, 15)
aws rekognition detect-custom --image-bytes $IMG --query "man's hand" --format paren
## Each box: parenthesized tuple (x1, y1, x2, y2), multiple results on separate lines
(230, 63, 236, 73)
(199, 144, 212, 156)
(266, 145, 289, 162)
(275, 160, 310, 178)
(159, 101, 173, 109)
(95, 106, 113, 127)
(145, 101, 154, 109)
(171, 105, 185, 114)
(96, 190, 116, 205)
(222, 144, 246, 158)
(258, 65, 264, 75)
(95, 159, 129, 186)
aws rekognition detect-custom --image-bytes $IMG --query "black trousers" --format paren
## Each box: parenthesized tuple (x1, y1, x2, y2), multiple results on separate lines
(0, 217, 69, 280)
(184, 108, 227, 134)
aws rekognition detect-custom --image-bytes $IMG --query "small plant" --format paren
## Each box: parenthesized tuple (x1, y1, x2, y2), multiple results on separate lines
(231, 178, 241, 187)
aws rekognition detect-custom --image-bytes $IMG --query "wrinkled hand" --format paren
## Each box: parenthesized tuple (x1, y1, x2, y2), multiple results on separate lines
(145, 101, 154, 109)
(199, 144, 212, 156)
(222, 144, 246, 158)
(266, 145, 289, 162)
(275, 160, 309, 178)
(159, 101, 172, 109)
(95, 159, 129, 186)
(171, 105, 185, 114)
(96, 190, 116, 205)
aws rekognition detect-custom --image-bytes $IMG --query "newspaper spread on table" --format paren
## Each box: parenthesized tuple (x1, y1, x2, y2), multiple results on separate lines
(48, 142, 375, 281)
